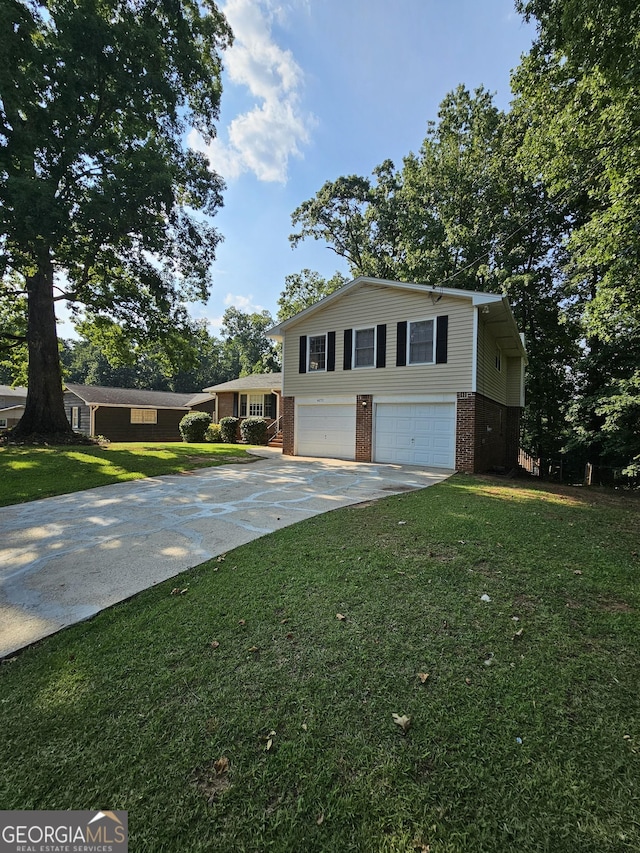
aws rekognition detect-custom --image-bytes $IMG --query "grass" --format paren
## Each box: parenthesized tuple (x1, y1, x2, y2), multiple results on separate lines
(0, 442, 255, 506)
(1, 475, 639, 852)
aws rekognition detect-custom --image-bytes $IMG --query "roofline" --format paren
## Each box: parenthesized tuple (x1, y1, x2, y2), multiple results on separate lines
(64, 385, 196, 409)
(266, 276, 506, 338)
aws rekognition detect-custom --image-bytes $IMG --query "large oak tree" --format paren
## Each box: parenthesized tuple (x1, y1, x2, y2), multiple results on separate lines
(0, 0, 231, 440)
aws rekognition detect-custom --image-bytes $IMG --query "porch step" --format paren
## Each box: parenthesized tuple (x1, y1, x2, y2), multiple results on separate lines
(268, 430, 283, 448)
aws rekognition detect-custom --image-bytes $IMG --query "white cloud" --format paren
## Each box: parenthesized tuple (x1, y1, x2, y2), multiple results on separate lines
(191, 0, 314, 184)
(223, 292, 265, 312)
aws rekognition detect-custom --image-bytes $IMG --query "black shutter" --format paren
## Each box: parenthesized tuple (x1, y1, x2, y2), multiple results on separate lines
(265, 393, 276, 419)
(396, 321, 407, 366)
(327, 331, 336, 371)
(376, 324, 387, 368)
(343, 329, 353, 370)
(233, 392, 239, 418)
(436, 315, 448, 364)
(299, 336, 307, 373)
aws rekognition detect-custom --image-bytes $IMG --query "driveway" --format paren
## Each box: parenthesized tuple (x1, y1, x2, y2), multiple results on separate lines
(0, 450, 450, 657)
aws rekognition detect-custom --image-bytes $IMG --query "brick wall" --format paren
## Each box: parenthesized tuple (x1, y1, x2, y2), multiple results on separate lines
(455, 393, 476, 472)
(282, 396, 295, 455)
(355, 395, 373, 462)
(505, 406, 521, 471)
(216, 393, 235, 421)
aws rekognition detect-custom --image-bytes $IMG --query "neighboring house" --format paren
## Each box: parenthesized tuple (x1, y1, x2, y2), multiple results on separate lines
(203, 373, 282, 440)
(267, 277, 527, 473)
(0, 385, 28, 430)
(63, 384, 216, 442)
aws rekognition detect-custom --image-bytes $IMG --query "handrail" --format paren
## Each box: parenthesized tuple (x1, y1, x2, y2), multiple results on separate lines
(267, 414, 283, 438)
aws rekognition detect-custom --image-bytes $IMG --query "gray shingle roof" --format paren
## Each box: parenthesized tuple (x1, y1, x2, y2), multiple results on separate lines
(64, 384, 208, 409)
(203, 373, 282, 393)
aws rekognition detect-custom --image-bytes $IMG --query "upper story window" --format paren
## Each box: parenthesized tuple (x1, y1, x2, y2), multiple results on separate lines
(495, 346, 502, 372)
(308, 334, 326, 371)
(408, 319, 435, 364)
(354, 327, 375, 368)
(131, 408, 157, 424)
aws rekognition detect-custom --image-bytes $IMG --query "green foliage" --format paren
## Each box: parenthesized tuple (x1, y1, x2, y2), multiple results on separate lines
(219, 416, 239, 443)
(179, 411, 211, 443)
(220, 307, 280, 377)
(206, 423, 222, 443)
(0, 0, 232, 438)
(240, 416, 267, 445)
(277, 269, 348, 321)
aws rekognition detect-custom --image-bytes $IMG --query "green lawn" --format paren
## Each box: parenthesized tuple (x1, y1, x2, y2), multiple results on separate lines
(1, 476, 639, 852)
(0, 442, 255, 506)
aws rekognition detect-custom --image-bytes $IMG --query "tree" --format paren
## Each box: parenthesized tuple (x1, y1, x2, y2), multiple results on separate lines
(0, 0, 231, 440)
(220, 307, 280, 377)
(277, 269, 348, 321)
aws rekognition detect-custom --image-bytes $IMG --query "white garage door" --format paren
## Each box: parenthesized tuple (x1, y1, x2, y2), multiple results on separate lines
(374, 403, 455, 468)
(297, 404, 356, 460)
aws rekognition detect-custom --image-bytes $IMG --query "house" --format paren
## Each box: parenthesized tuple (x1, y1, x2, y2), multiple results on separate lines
(63, 384, 216, 442)
(266, 277, 527, 473)
(0, 385, 28, 430)
(203, 373, 282, 442)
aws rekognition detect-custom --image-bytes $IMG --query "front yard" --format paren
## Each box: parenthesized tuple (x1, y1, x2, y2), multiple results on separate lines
(0, 442, 254, 506)
(1, 476, 639, 851)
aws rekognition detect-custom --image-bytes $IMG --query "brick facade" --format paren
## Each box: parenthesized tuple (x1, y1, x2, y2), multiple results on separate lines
(456, 392, 521, 473)
(355, 395, 373, 462)
(282, 396, 295, 456)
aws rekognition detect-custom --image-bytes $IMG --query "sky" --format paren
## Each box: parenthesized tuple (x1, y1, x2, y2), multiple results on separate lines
(59, 0, 537, 338)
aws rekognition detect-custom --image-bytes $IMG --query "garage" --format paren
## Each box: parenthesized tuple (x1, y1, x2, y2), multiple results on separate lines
(374, 402, 456, 468)
(296, 403, 356, 460)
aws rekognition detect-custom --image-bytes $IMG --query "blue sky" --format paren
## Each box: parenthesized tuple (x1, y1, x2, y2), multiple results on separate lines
(58, 1, 537, 338)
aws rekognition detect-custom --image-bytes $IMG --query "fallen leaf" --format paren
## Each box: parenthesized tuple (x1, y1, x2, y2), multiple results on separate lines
(213, 756, 229, 774)
(170, 587, 188, 595)
(265, 730, 276, 751)
(480, 593, 491, 602)
(238, 619, 246, 626)
(574, 570, 583, 575)
(484, 653, 495, 666)
(513, 628, 524, 641)
(217, 554, 226, 562)
(286, 632, 294, 640)
(392, 713, 411, 733)
(398, 521, 407, 525)
(210, 640, 220, 649)
(417, 672, 430, 684)
(465, 677, 472, 685)
(302, 723, 308, 731)
(248, 646, 259, 653)
(336, 613, 347, 622)
(316, 813, 324, 826)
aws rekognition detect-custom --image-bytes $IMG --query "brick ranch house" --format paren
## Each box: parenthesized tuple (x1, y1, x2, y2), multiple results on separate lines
(63, 384, 216, 442)
(266, 276, 527, 474)
(203, 374, 283, 442)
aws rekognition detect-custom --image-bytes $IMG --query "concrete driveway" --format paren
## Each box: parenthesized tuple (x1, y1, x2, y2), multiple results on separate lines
(0, 449, 450, 657)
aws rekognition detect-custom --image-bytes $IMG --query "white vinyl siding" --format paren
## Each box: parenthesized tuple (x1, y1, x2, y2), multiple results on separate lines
(476, 320, 507, 404)
(283, 286, 473, 397)
(131, 408, 158, 424)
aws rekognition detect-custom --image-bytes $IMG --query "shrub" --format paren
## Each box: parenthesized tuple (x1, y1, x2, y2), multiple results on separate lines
(240, 416, 268, 445)
(206, 423, 222, 443)
(219, 416, 239, 443)
(179, 411, 212, 443)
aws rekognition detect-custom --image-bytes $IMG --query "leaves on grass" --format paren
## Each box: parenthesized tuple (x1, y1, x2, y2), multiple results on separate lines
(417, 672, 430, 684)
(210, 640, 220, 649)
(265, 730, 276, 751)
(216, 554, 226, 562)
(214, 756, 229, 774)
(248, 646, 259, 653)
(392, 713, 411, 733)
(238, 619, 246, 625)
(316, 813, 324, 826)
(336, 613, 347, 622)
(170, 587, 188, 595)
(480, 593, 491, 602)
(513, 628, 524, 641)
(190, 757, 231, 805)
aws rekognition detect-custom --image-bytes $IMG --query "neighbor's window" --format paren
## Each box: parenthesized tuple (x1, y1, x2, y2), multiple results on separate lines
(408, 319, 435, 364)
(308, 334, 326, 371)
(354, 327, 375, 368)
(0, 418, 7, 429)
(248, 394, 264, 417)
(495, 346, 502, 372)
(131, 408, 157, 424)
(71, 406, 79, 429)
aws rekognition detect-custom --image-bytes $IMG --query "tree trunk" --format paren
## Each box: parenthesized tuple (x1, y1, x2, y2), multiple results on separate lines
(12, 254, 76, 441)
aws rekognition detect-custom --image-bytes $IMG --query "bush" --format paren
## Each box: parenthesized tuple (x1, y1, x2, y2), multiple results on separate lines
(219, 416, 239, 443)
(240, 416, 268, 445)
(206, 423, 222, 443)
(179, 411, 212, 443)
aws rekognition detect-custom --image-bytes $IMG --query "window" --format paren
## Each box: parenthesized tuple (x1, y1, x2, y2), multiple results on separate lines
(239, 394, 276, 418)
(354, 327, 375, 368)
(308, 334, 326, 371)
(131, 408, 157, 424)
(0, 418, 7, 430)
(408, 319, 435, 364)
(71, 406, 79, 429)
(495, 346, 502, 372)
